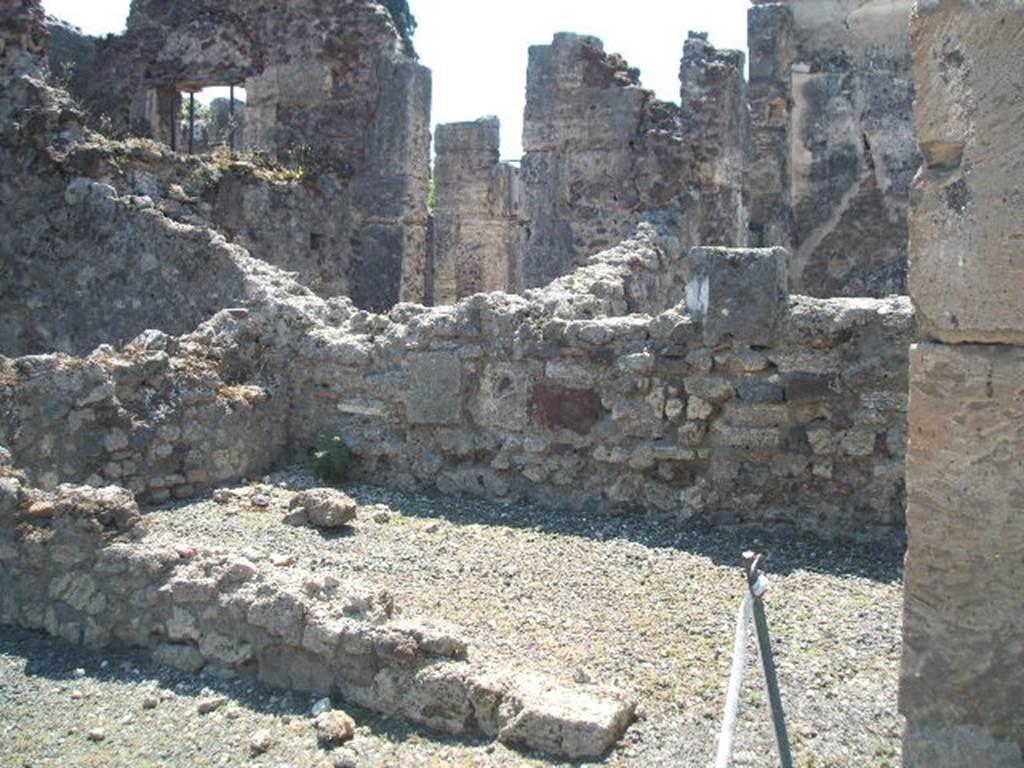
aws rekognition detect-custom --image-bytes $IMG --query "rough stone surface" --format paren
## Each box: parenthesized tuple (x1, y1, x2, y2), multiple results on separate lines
(908, 0, 1024, 344)
(748, 0, 919, 298)
(1, 222, 913, 536)
(0, 481, 636, 758)
(289, 488, 358, 529)
(314, 709, 356, 747)
(432, 118, 523, 304)
(902, 343, 1024, 765)
(901, 2, 1024, 764)
(519, 32, 748, 290)
(686, 247, 789, 347)
(41, 0, 431, 312)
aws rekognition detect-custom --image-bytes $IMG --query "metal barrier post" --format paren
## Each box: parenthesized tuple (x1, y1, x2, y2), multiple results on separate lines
(744, 551, 793, 768)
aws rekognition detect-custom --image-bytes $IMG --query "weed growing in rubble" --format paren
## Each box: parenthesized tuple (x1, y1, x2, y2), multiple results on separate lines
(311, 435, 356, 486)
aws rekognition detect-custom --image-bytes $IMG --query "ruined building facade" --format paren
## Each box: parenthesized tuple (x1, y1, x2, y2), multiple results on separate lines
(43, 0, 919, 311)
(44, 0, 431, 313)
(4, 0, 1024, 763)
(434, 1, 918, 305)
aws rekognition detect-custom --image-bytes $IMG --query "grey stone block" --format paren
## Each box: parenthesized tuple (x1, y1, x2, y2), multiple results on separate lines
(404, 353, 463, 425)
(686, 247, 789, 347)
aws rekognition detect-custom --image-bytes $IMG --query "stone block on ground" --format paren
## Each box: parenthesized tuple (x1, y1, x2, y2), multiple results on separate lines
(497, 674, 636, 759)
(314, 709, 356, 748)
(288, 488, 358, 528)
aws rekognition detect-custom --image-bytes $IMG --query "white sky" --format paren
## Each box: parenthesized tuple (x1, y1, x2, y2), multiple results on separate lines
(42, 0, 750, 159)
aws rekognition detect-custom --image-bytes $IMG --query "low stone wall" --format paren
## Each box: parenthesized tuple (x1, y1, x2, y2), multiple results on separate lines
(1, 225, 913, 538)
(0, 479, 635, 758)
(291, 243, 913, 538)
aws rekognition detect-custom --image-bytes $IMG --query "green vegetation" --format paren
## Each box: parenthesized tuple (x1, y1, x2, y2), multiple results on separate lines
(381, 0, 417, 57)
(311, 435, 357, 486)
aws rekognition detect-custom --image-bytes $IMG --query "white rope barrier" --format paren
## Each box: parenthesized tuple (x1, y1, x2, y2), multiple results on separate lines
(714, 592, 753, 768)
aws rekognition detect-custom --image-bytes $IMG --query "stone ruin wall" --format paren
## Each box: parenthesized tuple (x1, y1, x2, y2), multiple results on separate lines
(900, 1, 1024, 764)
(39, 1, 922, 314)
(1, 219, 912, 538)
(6, 0, 1024, 763)
(0, 55, 355, 358)
(749, 0, 919, 298)
(518, 32, 749, 294)
(435, 4, 919, 306)
(42, 0, 431, 314)
(289, 242, 911, 538)
(0, 0, 915, 538)
(433, 32, 751, 306)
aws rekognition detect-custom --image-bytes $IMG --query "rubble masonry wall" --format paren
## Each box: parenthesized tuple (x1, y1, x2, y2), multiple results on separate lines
(42, 0, 431, 312)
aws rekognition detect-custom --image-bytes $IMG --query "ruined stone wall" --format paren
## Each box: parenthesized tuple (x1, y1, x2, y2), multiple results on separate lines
(0, 0, 45, 77)
(900, 2, 1024, 764)
(2, 219, 912, 538)
(679, 33, 750, 248)
(0, 34, 263, 356)
(289, 234, 912, 538)
(431, 118, 523, 304)
(0, 480, 634, 758)
(748, 0, 919, 298)
(44, 0, 431, 312)
(519, 33, 749, 291)
(0, 309, 293, 502)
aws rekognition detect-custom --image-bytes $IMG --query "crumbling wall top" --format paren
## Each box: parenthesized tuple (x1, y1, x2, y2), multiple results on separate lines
(752, 0, 914, 71)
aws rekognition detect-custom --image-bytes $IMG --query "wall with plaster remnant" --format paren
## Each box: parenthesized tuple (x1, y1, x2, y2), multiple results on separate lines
(748, 0, 919, 298)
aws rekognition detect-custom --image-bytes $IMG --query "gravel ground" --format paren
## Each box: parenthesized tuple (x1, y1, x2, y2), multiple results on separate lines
(1, 469, 905, 767)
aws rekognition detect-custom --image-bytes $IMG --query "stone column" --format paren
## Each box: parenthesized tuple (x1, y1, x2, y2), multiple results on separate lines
(901, 2, 1024, 765)
(679, 32, 749, 248)
(432, 117, 522, 304)
(746, 2, 793, 250)
(519, 33, 648, 289)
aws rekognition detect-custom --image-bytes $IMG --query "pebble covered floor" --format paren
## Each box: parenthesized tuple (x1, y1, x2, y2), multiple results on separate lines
(1, 469, 904, 767)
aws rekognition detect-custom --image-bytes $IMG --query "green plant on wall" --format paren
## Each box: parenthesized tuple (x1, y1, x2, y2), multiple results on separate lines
(427, 174, 437, 212)
(311, 435, 356, 486)
(381, 0, 417, 57)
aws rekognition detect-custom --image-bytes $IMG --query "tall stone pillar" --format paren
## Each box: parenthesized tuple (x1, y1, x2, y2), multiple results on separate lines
(679, 32, 749, 248)
(746, 2, 793, 250)
(901, 2, 1024, 766)
(432, 117, 522, 304)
